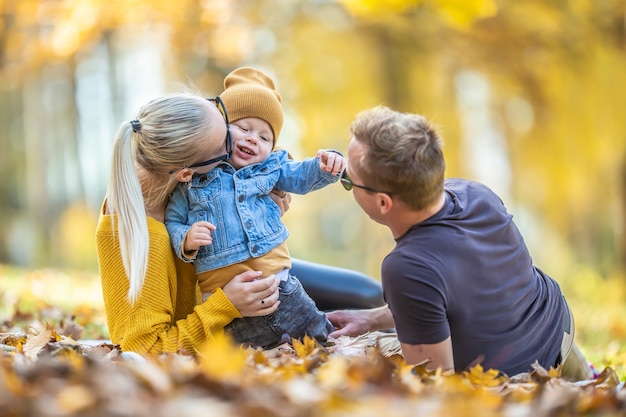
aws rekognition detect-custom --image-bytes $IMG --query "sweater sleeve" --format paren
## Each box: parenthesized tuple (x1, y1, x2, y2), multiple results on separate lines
(96, 209, 242, 355)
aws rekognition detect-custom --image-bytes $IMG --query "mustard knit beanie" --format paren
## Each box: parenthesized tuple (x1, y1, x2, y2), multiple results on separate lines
(220, 67, 284, 146)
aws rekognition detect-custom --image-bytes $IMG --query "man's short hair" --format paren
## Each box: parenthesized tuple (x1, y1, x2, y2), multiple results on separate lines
(349, 106, 446, 210)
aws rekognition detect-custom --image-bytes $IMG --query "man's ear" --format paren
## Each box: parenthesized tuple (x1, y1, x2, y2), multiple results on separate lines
(175, 168, 194, 183)
(378, 193, 394, 215)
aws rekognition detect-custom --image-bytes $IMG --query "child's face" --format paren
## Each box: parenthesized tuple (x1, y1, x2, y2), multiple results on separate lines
(229, 117, 275, 169)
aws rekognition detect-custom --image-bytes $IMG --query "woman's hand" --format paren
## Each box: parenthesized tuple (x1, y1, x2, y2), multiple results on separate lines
(223, 270, 281, 317)
(270, 189, 292, 216)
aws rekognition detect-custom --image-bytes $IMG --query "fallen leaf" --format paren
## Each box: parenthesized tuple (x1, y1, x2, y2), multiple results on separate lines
(22, 328, 52, 360)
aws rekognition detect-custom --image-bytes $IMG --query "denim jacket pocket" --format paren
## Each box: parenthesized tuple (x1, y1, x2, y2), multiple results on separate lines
(253, 172, 277, 195)
(188, 173, 222, 205)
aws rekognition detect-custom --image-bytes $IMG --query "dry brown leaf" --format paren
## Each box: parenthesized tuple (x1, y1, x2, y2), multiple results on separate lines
(2, 305, 626, 417)
(592, 366, 621, 389)
(125, 357, 173, 394)
(55, 384, 96, 414)
(22, 328, 52, 360)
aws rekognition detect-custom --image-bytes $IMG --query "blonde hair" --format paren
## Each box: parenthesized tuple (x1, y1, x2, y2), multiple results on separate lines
(106, 93, 218, 303)
(349, 106, 446, 210)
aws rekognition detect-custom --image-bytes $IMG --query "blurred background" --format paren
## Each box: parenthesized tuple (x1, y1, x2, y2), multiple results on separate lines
(1, 0, 626, 366)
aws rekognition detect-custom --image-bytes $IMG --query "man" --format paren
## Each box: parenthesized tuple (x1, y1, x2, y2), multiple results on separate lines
(328, 106, 591, 378)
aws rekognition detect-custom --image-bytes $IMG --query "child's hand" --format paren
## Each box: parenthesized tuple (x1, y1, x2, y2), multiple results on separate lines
(316, 149, 346, 176)
(184, 221, 217, 252)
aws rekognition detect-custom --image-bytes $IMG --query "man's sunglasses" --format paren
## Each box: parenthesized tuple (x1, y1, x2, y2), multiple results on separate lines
(340, 169, 394, 194)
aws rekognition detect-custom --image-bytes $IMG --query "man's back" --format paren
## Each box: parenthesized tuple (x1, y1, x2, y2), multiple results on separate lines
(382, 178, 564, 375)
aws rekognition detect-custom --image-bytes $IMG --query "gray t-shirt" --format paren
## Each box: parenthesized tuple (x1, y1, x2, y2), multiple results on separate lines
(382, 178, 564, 376)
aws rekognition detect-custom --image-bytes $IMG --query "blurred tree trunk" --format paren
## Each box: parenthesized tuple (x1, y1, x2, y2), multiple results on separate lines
(0, 88, 23, 263)
(373, 27, 411, 110)
(22, 71, 50, 264)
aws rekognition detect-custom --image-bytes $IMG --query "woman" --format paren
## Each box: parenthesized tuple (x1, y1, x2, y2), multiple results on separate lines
(96, 91, 383, 355)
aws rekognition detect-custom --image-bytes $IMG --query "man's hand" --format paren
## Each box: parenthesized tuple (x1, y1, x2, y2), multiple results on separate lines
(327, 305, 395, 338)
(327, 309, 371, 338)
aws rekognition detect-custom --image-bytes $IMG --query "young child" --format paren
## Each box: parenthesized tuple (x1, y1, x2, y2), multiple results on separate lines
(165, 67, 345, 349)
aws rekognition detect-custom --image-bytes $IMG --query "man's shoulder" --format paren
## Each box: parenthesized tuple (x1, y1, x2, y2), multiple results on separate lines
(445, 178, 491, 193)
(445, 178, 502, 206)
(384, 239, 440, 277)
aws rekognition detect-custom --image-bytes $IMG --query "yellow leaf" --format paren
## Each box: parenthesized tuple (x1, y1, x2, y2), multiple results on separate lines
(437, 0, 498, 29)
(292, 335, 318, 359)
(0, 334, 27, 351)
(51, 329, 63, 342)
(464, 364, 504, 387)
(338, 0, 424, 17)
(338, 0, 497, 28)
(548, 366, 561, 378)
(317, 356, 350, 389)
(249, 348, 268, 366)
(197, 332, 246, 380)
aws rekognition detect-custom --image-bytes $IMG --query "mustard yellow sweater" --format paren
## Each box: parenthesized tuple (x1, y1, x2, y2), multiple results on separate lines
(95, 205, 241, 354)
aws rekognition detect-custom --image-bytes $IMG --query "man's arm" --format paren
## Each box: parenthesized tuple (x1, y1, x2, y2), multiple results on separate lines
(329, 306, 455, 372)
(401, 337, 454, 371)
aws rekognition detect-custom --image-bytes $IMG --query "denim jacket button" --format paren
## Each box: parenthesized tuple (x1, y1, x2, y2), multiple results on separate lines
(238, 195, 244, 202)
(245, 221, 252, 229)
(252, 245, 258, 253)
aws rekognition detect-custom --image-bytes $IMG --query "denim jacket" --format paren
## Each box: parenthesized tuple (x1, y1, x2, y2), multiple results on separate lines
(165, 149, 340, 273)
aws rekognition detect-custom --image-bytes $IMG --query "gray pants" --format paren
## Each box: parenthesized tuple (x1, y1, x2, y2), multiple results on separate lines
(225, 273, 333, 349)
(559, 298, 595, 380)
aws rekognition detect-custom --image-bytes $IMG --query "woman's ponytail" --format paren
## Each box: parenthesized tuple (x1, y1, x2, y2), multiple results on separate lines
(107, 122, 149, 304)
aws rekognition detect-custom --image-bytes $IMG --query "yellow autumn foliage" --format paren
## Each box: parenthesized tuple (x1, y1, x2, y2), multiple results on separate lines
(197, 332, 247, 381)
(0, 296, 625, 417)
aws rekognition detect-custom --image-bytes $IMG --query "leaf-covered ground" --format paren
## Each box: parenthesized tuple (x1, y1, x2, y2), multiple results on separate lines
(2, 264, 626, 416)
(1, 307, 626, 417)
